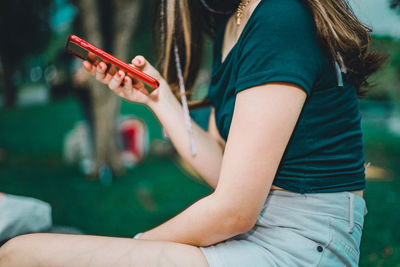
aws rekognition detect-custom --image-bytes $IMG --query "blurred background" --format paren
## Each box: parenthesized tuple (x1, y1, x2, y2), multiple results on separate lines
(0, 0, 399, 266)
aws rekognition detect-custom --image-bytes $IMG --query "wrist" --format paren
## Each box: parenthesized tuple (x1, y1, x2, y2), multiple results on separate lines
(148, 83, 179, 114)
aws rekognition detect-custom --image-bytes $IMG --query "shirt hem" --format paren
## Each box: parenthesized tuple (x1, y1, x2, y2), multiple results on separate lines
(235, 71, 312, 96)
(273, 176, 366, 194)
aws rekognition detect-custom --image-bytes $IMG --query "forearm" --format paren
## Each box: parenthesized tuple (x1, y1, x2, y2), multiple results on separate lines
(149, 92, 223, 189)
(139, 193, 248, 247)
(82, 56, 222, 188)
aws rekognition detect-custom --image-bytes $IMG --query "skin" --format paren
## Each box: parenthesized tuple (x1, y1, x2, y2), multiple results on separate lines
(0, 0, 307, 265)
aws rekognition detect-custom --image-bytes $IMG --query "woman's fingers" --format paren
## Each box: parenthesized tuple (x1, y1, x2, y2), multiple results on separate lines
(109, 70, 125, 91)
(132, 56, 145, 69)
(82, 55, 163, 104)
(95, 62, 107, 81)
(96, 62, 115, 84)
(122, 76, 138, 99)
(131, 55, 162, 100)
(82, 61, 96, 75)
(105, 70, 148, 102)
(132, 55, 163, 82)
(119, 76, 148, 103)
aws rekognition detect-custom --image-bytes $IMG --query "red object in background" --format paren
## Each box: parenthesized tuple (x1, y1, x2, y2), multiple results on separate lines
(119, 117, 148, 167)
(123, 124, 139, 157)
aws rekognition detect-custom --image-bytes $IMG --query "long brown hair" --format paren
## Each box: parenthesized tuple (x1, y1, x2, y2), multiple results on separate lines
(392, 0, 400, 8)
(153, 0, 386, 100)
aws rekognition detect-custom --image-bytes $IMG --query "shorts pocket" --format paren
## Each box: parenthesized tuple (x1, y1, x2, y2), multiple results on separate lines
(319, 217, 362, 267)
(252, 205, 332, 266)
(257, 204, 331, 247)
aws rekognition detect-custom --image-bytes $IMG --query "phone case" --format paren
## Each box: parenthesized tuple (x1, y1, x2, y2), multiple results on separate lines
(65, 35, 159, 90)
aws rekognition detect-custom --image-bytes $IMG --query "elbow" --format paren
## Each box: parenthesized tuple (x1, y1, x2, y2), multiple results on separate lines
(229, 213, 257, 234)
(203, 194, 260, 246)
(219, 206, 258, 236)
(198, 212, 256, 247)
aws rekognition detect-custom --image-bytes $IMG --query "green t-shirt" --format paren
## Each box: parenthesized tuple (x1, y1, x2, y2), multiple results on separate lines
(207, 0, 366, 193)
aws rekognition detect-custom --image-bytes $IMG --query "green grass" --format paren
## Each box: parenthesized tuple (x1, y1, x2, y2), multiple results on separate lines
(0, 97, 211, 237)
(0, 97, 399, 266)
(360, 119, 400, 267)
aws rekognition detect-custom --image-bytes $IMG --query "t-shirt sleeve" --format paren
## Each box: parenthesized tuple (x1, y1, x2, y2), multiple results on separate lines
(235, 0, 325, 96)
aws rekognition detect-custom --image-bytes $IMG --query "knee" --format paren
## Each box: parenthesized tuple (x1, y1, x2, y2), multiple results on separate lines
(0, 236, 19, 266)
(0, 234, 37, 266)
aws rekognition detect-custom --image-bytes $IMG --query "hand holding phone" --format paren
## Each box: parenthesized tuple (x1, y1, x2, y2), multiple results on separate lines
(65, 35, 160, 92)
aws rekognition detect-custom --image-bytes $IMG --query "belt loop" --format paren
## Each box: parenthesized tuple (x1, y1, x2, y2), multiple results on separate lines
(348, 192, 355, 234)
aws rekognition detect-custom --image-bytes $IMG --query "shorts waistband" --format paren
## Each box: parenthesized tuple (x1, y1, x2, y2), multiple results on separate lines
(266, 190, 367, 229)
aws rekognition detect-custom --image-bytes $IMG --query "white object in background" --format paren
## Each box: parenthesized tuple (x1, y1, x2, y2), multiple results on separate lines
(0, 194, 52, 241)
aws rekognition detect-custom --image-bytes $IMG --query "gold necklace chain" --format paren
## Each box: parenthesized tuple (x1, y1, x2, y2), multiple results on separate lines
(236, 0, 252, 25)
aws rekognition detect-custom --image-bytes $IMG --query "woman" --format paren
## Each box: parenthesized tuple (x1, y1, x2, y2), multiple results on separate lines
(0, 0, 385, 266)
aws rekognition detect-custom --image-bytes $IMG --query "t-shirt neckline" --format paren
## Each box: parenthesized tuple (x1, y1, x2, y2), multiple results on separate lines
(217, 0, 264, 66)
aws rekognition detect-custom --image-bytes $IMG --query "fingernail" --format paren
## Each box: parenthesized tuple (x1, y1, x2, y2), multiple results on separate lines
(135, 58, 141, 65)
(117, 72, 122, 77)
(124, 77, 128, 82)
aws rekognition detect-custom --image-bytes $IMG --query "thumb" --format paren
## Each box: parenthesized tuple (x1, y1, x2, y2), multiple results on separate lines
(132, 55, 163, 82)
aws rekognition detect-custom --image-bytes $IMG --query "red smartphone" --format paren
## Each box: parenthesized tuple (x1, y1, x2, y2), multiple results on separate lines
(65, 35, 159, 91)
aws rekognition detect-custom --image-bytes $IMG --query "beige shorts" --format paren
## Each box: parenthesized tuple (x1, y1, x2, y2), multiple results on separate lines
(200, 190, 367, 267)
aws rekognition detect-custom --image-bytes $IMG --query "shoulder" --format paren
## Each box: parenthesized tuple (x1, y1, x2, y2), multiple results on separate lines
(256, 0, 312, 20)
(249, 0, 315, 33)
(235, 0, 327, 96)
(239, 0, 320, 53)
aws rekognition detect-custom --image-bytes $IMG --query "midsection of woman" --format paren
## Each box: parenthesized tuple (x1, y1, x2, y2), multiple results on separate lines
(0, 0, 382, 266)
(196, 2, 369, 265)
(210, 0, 366, 194)
(215, 0, 366, 197)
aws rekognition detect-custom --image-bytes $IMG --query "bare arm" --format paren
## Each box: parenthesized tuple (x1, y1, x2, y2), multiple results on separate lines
(140, 82, 307, 246)
(208, 108, 226, 149)
(148, 84, 223, 189)
(83, 56, 223, 188)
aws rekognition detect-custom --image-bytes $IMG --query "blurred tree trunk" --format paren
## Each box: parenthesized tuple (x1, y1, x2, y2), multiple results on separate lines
(78, 0, 142, 178)
(0, 57, 17, 108)
(0, 1, 51, 108)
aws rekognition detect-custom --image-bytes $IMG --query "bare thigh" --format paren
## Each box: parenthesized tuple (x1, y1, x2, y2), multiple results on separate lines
(0, 233, 209, 267)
